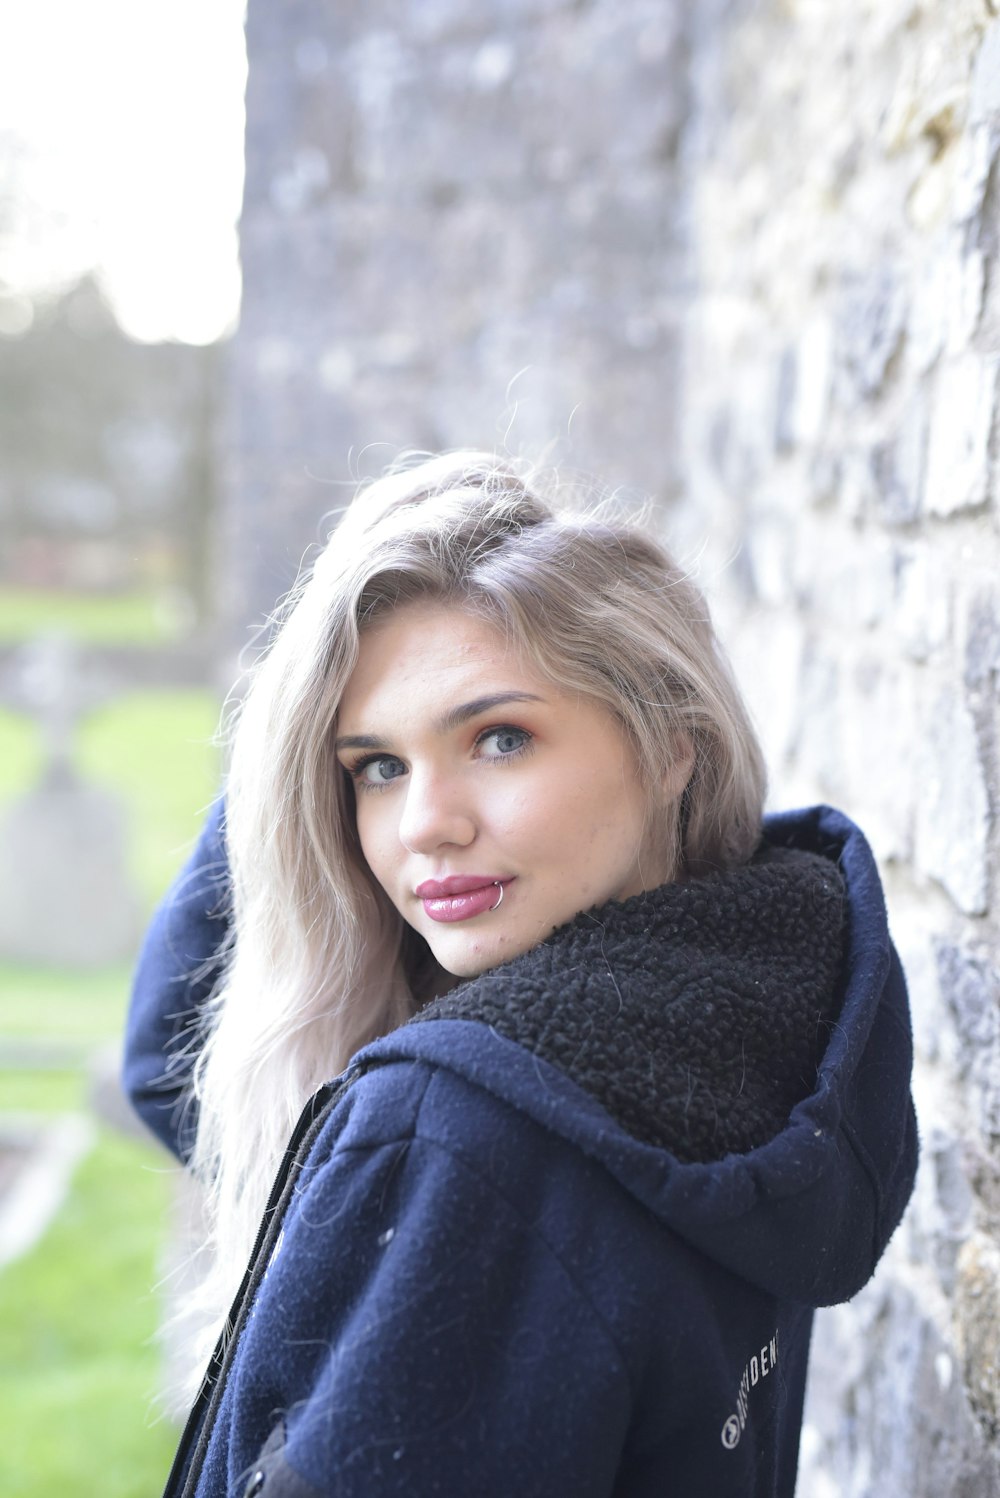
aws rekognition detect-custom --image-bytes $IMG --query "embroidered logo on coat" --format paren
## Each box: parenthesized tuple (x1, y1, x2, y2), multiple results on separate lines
(720, 1329, 779, 1449)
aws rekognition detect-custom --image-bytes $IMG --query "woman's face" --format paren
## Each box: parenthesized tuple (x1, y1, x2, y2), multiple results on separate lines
(335, 601, 687, 978)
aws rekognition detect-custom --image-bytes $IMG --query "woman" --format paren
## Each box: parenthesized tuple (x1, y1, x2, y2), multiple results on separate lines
(125, 452, 918, 1498)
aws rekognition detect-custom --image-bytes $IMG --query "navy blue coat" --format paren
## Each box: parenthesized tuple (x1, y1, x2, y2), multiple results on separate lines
(125, 803, 918, 1498)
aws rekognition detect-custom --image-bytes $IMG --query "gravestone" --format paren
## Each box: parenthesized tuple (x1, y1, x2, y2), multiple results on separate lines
(0, 633, 142, 966)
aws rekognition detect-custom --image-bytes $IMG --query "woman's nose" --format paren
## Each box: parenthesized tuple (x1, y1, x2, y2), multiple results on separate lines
(397, 769, 475, 853)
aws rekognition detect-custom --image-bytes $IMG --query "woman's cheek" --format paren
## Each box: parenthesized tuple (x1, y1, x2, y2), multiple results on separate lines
(356, 805, 396, 881)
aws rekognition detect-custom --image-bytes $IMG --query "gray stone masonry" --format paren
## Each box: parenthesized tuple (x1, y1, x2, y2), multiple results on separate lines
(227, 0, 1000, 1490)
(222, 0, 690, 640)
(680, 1, 1000, 1490)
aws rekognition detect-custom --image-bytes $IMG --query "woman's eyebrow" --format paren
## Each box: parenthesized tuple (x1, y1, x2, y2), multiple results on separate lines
(334, 692, 545, 753)
(436, 691, 544, 733)
(334, 732, 389, 753)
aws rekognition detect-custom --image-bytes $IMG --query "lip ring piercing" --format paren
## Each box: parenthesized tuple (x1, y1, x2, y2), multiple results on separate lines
(490, 882, 504, 911)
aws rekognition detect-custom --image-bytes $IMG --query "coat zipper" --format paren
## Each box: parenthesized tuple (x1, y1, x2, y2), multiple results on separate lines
(162, 1069, 360, 1498)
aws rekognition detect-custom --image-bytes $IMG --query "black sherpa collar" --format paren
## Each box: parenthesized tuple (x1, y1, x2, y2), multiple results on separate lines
(411, 845, 846, 1164)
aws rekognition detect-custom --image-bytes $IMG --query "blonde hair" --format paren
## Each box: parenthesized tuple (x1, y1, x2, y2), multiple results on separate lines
(184, 451, 766, 1382)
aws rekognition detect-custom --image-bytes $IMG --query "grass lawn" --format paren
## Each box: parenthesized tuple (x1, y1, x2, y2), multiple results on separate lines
(0, 707, 36, 797)
(0, 1130, 180, 1497)
(78, 689, 221, 906)
(0, 587, 178, 645)
(0, 683, 220, 1496)
(0, 964, 132, 1044)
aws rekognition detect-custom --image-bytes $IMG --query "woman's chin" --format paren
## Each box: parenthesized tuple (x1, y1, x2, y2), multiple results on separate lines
(424, 928, 523, 981)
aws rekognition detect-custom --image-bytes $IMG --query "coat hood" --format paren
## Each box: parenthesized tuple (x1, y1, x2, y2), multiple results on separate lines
(353, 804, 918, 1309)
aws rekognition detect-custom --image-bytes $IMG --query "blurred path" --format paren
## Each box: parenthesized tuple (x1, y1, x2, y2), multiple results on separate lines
(0, 1111, 94, 1269)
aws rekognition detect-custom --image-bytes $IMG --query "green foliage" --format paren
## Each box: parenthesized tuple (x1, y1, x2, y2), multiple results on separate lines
(78, 689, 220, 907)
(0, 681, 221, 1492)
(0, 708, 36, 798)
(0, 588, 176, 645)
(0, 1069, 84, 1114)
(0, 1130, 179, 1497)
(0, 963, 131, 1042)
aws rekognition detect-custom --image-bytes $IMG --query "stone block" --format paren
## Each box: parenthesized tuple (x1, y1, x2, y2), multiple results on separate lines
(974, 148, 1000, 355)
(924, 355, 997, 516)
(910, 250, 950, 374)
(872, 391, 929, 524)
(927, 1132, 977, 1280)
(834, 264, 908, 406)
(972, 20, 1000, 127)
(775, 318, 833, 451)
(716, 359, 779, 494)
(963, 584, 1000, 686)
(791, 527, 896, 632)
(936, 941, 1000, 1139)
(726, 608, 804, 776)
(893, 543, 952, 662)
(745, 511, 794, 609)
(914, 684, 990, 915)
(902, 1103, 968, 1293)
(956, 1233, 1000, 1445)
(895, 921, 943, 1066)
(946, 248, 986, 356)
(954, 126, 995, 227)
(836, 654, 916, 864)
(836, 446, 881, 525)
(789, 641, 843, 798)
(849, 537, 897, 630)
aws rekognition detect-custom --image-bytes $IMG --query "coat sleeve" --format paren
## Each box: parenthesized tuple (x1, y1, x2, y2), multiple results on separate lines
(122, 796, 231, 1160)
(226, 1064, 635, 1498)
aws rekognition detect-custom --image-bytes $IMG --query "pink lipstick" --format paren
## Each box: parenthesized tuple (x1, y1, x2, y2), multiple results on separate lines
(415, 876, 513, 924)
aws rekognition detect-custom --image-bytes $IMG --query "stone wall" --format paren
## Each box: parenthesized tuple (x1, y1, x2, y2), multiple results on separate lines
(229, 0, 1000, 1490)
(678, 1, 1000, 1491)
(223, 0, 689, 635)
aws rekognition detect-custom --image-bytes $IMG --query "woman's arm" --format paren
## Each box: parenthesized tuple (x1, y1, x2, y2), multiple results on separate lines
(121, 796, 231, 1161)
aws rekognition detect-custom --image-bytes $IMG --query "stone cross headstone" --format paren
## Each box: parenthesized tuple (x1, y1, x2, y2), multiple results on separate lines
(0, 633, 142, 966)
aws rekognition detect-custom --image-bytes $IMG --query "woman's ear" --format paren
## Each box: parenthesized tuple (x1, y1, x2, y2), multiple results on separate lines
(662, 732, 696, 801)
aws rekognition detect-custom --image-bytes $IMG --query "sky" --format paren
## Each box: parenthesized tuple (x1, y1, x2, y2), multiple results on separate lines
(0, 0, 247, 344)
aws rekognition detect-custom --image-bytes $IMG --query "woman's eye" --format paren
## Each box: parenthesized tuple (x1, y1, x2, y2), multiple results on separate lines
(478, 726, 532, 759)
(354, 755, 406, 788)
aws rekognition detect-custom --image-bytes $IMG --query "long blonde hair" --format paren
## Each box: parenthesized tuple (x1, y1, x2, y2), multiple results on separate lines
(185, 451, 766, 1381)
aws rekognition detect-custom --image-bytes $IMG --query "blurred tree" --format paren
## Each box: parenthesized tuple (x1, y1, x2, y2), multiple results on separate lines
(0, 274, 218, 625)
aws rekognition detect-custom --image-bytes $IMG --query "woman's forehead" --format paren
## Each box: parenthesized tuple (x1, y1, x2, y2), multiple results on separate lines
(339, 601, 542, 729)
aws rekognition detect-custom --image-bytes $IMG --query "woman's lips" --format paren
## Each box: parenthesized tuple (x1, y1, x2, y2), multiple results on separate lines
(415, 876, 513, 924)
